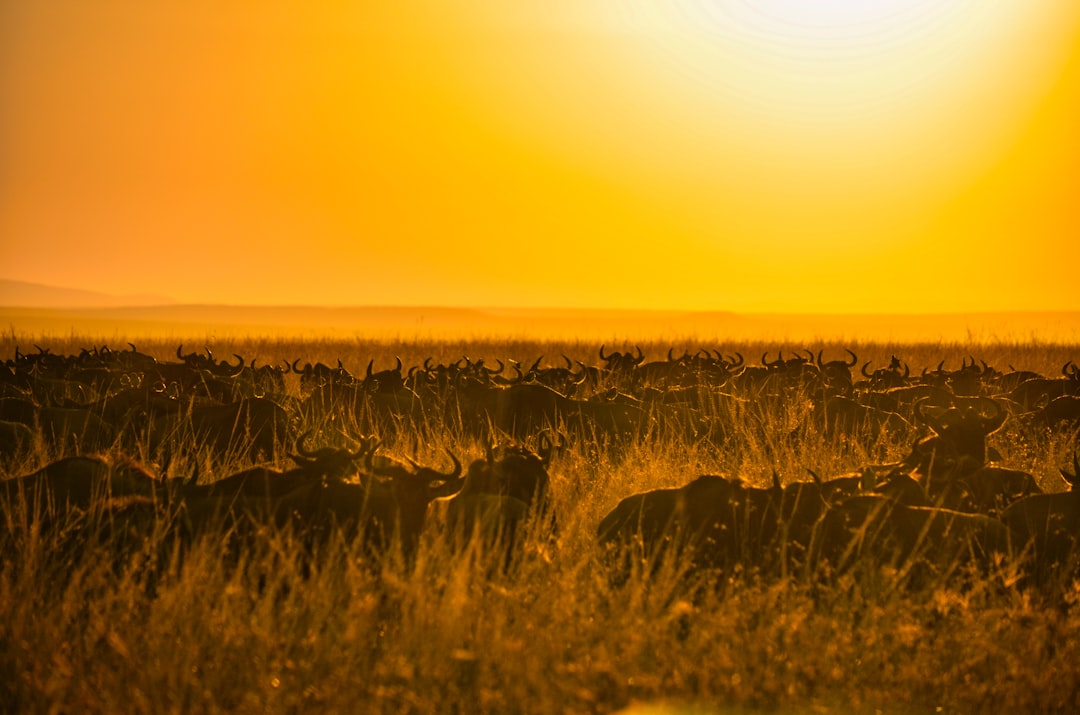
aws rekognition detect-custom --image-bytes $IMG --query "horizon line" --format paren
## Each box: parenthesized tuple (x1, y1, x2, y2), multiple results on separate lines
(3, 302, 1080, 317)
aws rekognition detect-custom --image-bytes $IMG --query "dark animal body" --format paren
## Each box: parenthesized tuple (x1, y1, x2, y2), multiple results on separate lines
(443, 437, 558, 563)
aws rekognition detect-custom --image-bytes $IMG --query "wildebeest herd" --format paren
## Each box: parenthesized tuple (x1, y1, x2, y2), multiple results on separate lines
(2, 343, 1080, 590)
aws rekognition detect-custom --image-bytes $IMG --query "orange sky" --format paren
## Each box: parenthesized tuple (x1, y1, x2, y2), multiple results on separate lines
(2, 1, 1079, 313)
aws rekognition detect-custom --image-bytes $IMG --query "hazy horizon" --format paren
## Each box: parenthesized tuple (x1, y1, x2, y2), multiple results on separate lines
(4, 277, 1080, 322)
(3, 295, 1079, 344)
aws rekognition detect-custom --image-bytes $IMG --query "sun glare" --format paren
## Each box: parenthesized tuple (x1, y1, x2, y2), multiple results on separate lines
(720, 0, 944, 35)
(443, 1, 1076, 266)
(609, 1, 1037, 131)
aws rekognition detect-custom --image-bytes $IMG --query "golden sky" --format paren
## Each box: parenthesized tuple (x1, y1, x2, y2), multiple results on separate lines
(2, 1, 1079, 312)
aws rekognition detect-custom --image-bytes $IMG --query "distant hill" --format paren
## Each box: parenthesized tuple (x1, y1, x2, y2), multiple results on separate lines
(0, 279, 177, 308)
(0, 302, 1077, 343)
(1, 279, 1078, 342)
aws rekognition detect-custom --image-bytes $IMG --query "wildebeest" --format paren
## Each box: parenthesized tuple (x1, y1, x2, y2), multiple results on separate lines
(443, 435, 558, 561)
(1038, 395, 1080, 429)
(808, 395, 912, 441)
(593, 459, 1004, 587)
(450, 377, 571, 439)
(811, 496, 1012, 585)
(857, 356, 911, 391)
(596, 474, 781, 581)
(267, 444, 466, 560)
(135, 396, 294, 464)
(0, 397, 115, 452)
(1, 455, 167, 527)
(902, 397, 1008, 505)
(815, 348, 858, 392)
(598, 345, 645, 383)
(185, 431, 376, 505)
(1001, 452, 1080, 584)
(950, 465, 1042, 516)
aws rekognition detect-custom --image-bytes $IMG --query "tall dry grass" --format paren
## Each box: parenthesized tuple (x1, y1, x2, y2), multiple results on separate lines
(3, 336, 1080, 713)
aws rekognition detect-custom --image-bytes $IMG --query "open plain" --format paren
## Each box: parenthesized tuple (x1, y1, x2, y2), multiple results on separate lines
(3, 334, 1080, 714)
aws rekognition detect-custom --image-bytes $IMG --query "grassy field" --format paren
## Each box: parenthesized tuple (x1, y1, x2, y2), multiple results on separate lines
(3, 335, 1080, 714)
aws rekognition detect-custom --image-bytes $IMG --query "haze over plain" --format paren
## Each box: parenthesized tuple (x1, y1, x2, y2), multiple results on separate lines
(2, 2, 1079, 316)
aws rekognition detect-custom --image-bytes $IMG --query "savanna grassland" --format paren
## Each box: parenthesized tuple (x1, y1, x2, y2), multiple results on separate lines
(3, 334, 1080, 714)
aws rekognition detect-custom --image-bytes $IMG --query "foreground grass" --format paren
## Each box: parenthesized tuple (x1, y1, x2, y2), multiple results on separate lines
(5, 529, 1080, 714)
(3, 336, 1080, 713)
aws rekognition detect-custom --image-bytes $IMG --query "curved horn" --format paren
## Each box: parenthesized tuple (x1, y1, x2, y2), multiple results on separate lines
(843, 349, 857, 367)
(634, 345, 644, 364)
(438, 450, 463, 480)
(728, 352, 744, 369)
(223, 354, 245, 377)
(291, 358, 304, 374)
(599, 344, 610, 361)
(509, 362, 524, 383)
(363, 436, 381, 460)
(364, 441, 383, 473)
(346, 434, 377, 461)
(913, 398, 946, 435)
(978, 397, 1006, 433)
(861, 361, 874, 378)
(537, 431, 554, 465)
(366, 359, 374, 379)
(295, 430, 318, 457)
(1065, 450, 1080, 488)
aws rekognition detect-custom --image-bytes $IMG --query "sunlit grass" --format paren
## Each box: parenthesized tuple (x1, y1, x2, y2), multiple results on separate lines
(2, 335, 1080, 712)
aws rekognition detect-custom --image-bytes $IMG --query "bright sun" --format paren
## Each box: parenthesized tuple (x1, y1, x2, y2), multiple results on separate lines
(611, 0, 1025, 116)
(516, 0, 1064, 193)
(722, 0, 942, 34)
(446, 0, 1080, 270)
